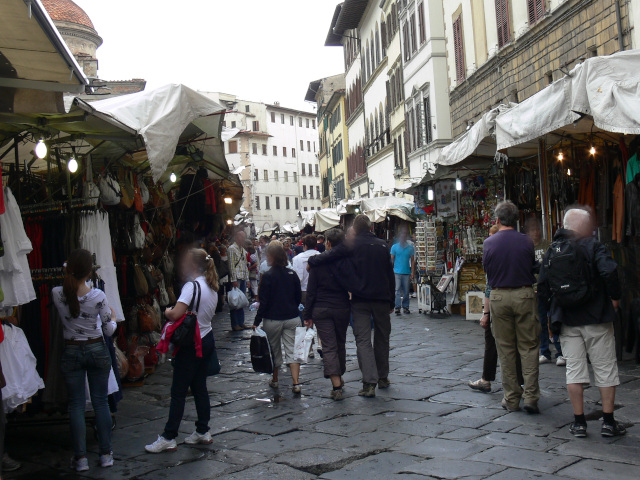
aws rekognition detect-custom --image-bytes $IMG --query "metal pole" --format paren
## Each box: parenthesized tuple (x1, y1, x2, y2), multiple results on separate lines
(537, 139, 550, 241)
(615, 0, 625, 52)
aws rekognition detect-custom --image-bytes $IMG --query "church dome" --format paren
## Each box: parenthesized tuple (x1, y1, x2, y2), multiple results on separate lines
(42, 0, 95, 30)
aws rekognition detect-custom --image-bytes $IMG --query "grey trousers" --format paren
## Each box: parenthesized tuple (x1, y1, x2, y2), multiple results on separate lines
(351, 301, 392, 385)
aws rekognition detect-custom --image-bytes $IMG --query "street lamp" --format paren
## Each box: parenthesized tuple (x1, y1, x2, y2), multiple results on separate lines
(369, 179, 375, 192)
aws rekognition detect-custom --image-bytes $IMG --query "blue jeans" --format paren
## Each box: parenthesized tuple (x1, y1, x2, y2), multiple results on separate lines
(395, 274, 410, 309)
(539, 299, 563, 359)
(230, 279, 247, 327)
(163, 333, 215, 439)
(61, 341, 112, 457)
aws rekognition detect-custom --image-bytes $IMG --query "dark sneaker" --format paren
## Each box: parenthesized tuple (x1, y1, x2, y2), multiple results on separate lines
(601, 421, 626, 437)
(501, 398, 521, 412)
(378, 378, 391, 389)
(468, 378, 491, 393)
(395, 308, 401, 315)
(403, 308, 411, 314)
(569, 422, 587, 438)
(523, 403, 540, 414)
(358, 383, 376, 398)
(330, 389, 344, 401)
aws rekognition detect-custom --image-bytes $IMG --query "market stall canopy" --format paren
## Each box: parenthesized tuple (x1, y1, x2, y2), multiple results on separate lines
(336, 198, 361, 215)
(299, 209, 341, 232)
(0, 0, 88, 113)
(360, 196, 415, 223)
(496, 49, 640, 150)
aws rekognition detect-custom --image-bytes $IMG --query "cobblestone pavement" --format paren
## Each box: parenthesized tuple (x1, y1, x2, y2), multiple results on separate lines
(6, 301, 640, 479)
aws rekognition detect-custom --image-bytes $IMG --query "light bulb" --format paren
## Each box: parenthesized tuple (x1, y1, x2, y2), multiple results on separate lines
(590, 146, 596, 155)
(224, 197, 233, 204)
(557, 151, 564, 161)
(455, 177, 462, 191)
(226, 219, 233, 225)
(170, 172, 177, 183)
(67, 157, 78, 173)
(427, 188, 434, 201)
(567, 168, 572, 176)
(35, 139, 47, 159)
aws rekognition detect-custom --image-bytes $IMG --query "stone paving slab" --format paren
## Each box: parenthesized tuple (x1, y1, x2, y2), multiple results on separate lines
(401, 458, 505, 479)
(467, 446, 581, 474)
(556, 458, 640, 480)
(319, 452, 423, 480)
(400, 437, 488, 459)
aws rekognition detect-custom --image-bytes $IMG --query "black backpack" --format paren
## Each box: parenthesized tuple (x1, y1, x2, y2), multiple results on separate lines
(543, 237, 592, 307)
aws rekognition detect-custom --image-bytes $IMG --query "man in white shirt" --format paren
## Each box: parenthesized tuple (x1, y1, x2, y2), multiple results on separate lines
(292, 235, 321, 304)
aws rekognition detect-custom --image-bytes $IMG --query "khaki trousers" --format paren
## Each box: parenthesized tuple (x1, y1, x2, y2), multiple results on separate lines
(490, 287, 540, 408)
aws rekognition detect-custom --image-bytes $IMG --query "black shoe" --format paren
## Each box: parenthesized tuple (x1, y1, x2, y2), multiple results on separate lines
(395, 308, 401, 315)
(403, 308, 411, 314)
(523, 403, 540, 414)
(569, 422, 587, 438)
(601, 421, 626, 437)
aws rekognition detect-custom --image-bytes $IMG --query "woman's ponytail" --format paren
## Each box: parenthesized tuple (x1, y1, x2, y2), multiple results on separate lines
(63, 249, 94, 318)
(191, 248, 219, 292)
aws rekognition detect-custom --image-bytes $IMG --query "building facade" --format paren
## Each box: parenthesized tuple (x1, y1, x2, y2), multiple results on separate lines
(443, 0, 636, 138)
(398, 0, 452, 178)
(204, 93, 321, 232)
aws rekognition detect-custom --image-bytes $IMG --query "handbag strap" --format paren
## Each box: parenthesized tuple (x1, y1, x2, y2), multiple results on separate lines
(188, 281, 202, 313)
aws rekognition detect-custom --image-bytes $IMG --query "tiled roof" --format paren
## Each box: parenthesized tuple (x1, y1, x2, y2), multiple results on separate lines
(42, 0, 95, 30)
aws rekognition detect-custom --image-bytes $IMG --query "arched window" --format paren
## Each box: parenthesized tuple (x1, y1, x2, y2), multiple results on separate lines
(365, 42, 371, 80)
(375, 27, 380, 65)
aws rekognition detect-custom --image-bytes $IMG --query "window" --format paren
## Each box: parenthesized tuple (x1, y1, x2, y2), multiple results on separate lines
(307, 141, 311, 151)
(255, 196, 260, 210)
(283, 147, 287, 157)
(281, 113, 285, 124)
(304, 207, 308, 212)
(222, 121, 226, 127)
(410, 14, 417, 53)
(303, 185, 307, 197)
(231, 120, 236, 128)
(252, 121, 260, 131)
(313, 142, 316, 152)
(527, 0, 545, 25)
(312, 119, 316, 129)
(300, 140, 304, 151)
(308, 163, 312, 175)
(273, 145, 278, 156)
(265, 197, 270, 209)
(316, 186, 320, 199)
(306, 118, 310, 128)
(292, 148, 296, 158)
(424, 96, 433, 144)
(290, 115, 294, 125)
(315, 164, 319, 177)
(496, 0, 511, 48)
(245, 105, 250, 112)
(252, 143, 258, 154)
(402, 22, 410, 61)
(299, 117, 303, 127)
(286, 197, 290, 209)
(262, 144, 267, 155)
(293, 172, 297, 182)
(310, 186, 314, 199)
(254, 168, 259, 181)
(229, 141, 238, 153)
(275, 197, 280, 209)
(284, 171, 289, 182)
(453, 14, 466, 82)
(263, 169, 269, 181)
(271, 112, 276, 122)
(418, 2, 426, 45)
(295, 197, 299, 210)
(274, 170, 279, 181)
(301, 163, 306, 176)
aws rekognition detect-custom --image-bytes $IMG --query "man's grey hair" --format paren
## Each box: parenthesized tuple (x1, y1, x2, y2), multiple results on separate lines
(563, 209, 591, 232)
(494, 201, 519, 228)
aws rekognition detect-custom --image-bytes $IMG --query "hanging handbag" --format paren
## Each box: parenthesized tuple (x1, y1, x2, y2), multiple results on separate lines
(158, 279, 170, 307)
(167, 285, 177, 304)
(133, 214, 146, 250)
(99, 172, 122, 206)
(171, 282, 200, 348)
(133, 173, 144, 213)
(118, 170, 134, 209)
(143, 265, 158, 292)
(139, 178, 150, 205)
(133, 260, 149, 297)
(138, 305, 155, 333)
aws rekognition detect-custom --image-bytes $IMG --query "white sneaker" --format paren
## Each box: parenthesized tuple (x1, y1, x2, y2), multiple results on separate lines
(99, 453, 114, 468)
(70, 456, 89, 472)
(539, 355, 551, 364)
(184, 431, 213, 445)
(145, 436, 177, 453)
(556, 356, 567, 366)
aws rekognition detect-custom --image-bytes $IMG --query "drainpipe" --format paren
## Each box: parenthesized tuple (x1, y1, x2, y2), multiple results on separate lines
(615, 0, 625, 52)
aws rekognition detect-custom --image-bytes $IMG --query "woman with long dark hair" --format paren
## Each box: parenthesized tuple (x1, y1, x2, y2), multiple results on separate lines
(52, 249, 117, 472)
(145, 248, 219, 453)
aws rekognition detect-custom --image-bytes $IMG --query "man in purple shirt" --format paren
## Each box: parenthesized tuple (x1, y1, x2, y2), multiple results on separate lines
(483, 201, 540, 414)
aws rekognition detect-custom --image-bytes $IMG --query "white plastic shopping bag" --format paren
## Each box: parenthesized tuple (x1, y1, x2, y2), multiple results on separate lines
(228, 287, 249, 310)
(293, 327, 315, 363)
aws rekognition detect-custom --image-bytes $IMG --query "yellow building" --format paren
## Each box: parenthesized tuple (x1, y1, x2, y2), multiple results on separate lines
(306, 74, 350, 208)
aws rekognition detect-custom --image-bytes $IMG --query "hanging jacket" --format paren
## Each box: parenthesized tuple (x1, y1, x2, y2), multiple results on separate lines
(625, 173, 640, 237)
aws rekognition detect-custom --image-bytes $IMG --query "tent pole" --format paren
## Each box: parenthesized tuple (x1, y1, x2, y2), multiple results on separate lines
(538, 139, 550, 241)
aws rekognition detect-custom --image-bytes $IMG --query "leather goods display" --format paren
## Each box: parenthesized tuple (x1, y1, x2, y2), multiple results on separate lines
(99, 172, 122, 206)
(133, 173, 144, 212)
(133, 260, 149, 297)
(118, 170, 135, 209)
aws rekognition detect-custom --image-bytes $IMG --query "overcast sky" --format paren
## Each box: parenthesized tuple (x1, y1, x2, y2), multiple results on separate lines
(73, 1, 344, 112)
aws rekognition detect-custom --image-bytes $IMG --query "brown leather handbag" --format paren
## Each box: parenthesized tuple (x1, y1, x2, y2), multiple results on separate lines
(133, 260, 149, 297)
(133, 173, 144, 213)
(138, 305, 155, 333)
(119, 170, 135, 209)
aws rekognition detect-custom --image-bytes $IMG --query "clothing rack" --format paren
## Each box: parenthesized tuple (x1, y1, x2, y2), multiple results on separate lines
(20, 198, 99, 216)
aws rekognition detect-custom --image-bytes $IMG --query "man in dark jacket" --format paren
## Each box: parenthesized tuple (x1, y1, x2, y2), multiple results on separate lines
(538, 208, 625, 438)
(304, 228, 351, 400)
(309, 215, 395, 397)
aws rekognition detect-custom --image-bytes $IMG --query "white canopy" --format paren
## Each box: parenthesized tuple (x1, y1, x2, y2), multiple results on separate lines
(360, 196, 415, 223)
(299, 209, 341, 232)
(496, 49, 640, 150)
(87, 84, 226, 181)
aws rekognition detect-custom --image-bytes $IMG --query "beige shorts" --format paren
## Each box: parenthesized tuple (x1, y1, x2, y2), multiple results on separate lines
(560, 323, 619, 388)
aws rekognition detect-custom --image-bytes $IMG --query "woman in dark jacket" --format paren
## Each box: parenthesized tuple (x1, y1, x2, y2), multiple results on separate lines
(253, 243, 302, 393)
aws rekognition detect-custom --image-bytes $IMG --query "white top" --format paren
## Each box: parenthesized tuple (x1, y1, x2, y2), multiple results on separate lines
(292, 249, 321, 291)
(52, 287, 116, 341)
(177, 276, 218, 338)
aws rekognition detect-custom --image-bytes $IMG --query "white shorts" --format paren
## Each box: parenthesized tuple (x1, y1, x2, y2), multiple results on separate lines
(560, 323, 619, 388)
